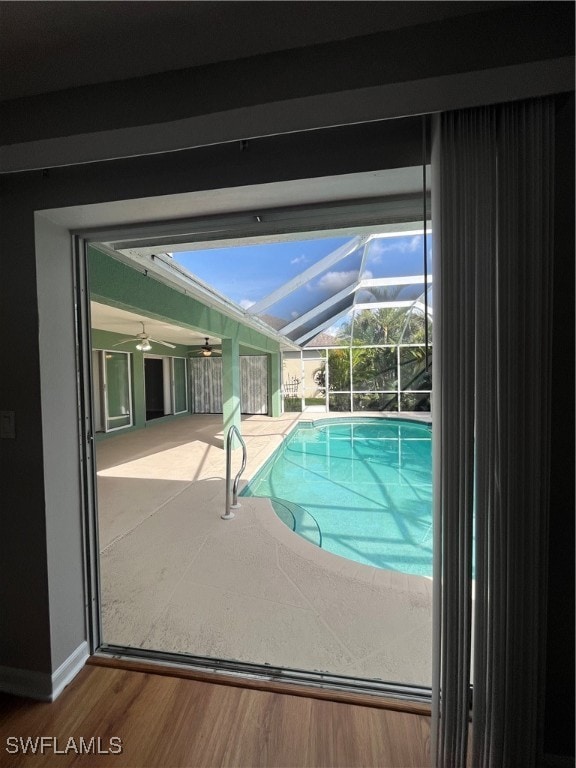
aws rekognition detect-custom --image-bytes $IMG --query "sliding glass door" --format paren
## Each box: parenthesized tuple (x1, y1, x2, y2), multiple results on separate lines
(172, 357, 188, 414)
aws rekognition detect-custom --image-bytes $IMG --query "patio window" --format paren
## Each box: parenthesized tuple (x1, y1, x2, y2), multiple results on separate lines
(92, 349, 133, 432)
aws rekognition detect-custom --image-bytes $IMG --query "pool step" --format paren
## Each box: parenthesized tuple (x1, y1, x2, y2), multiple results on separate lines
(270, 497, 322, 548)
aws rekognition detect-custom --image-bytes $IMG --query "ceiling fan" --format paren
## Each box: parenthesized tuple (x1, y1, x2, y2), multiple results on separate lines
(113, 322, 176, 352)
(193, 337, 222, 357)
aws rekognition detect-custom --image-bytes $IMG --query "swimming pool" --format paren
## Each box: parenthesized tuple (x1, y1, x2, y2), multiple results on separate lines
(241, 417, 433, 576)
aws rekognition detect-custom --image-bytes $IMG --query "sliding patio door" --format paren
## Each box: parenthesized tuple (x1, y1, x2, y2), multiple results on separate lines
(172, 357, 188, 414)
(87, 115, 436, 703)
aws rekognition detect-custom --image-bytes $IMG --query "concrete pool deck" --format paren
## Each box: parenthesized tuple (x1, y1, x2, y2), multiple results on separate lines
(96, 413, 433, 686)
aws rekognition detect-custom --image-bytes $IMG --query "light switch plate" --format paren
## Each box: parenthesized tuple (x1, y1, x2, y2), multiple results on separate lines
(0, 411, 15, 439)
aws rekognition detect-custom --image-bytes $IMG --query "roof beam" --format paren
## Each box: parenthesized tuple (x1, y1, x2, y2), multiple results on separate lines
(357, 275, 432, 289)
(352, 300, 433, 317)
(353, 300, 422, 311)
(413, 300, 433, 316)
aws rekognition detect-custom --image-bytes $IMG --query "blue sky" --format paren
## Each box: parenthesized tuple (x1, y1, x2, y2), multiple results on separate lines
(172, 237, 350, 308)
(171, 233, 431, 324)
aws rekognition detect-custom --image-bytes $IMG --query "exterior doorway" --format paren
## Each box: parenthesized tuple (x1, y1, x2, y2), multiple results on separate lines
(145, 356, 189, 421)
(144, 357, 165, 421)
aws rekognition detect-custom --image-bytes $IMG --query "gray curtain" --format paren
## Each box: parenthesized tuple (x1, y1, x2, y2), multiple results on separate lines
(240, 356, 268, 414)
(191, 357, 222, 413)
(191, 356, 268, 414)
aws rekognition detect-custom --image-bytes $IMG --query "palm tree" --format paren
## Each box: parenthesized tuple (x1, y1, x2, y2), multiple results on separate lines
(339, 305, 428, 346)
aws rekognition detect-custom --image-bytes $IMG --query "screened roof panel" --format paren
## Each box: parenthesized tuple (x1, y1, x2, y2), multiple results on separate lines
(170, 236, 351, 310)
(253, 246, 364, 326)
(285, 296, 355, 342)
(157, 229, 431, 349)
(360, 233, 428, 280)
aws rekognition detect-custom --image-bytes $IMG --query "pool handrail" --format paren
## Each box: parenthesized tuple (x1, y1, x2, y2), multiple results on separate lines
(222, 425, 247, 520)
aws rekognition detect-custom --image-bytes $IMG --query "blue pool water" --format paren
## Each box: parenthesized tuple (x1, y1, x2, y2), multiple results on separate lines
(241, 418, 433, 576)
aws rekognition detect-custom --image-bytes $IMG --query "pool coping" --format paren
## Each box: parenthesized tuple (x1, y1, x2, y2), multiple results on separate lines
(250, 494, 433, 598)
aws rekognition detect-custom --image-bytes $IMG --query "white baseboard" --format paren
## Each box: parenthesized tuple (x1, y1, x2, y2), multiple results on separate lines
(0, 641, 89, 701)
(50, 641, 89, 700)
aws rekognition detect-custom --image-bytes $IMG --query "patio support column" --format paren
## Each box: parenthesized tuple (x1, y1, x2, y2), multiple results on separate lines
(269, 351, 282, 417)
(221, 336, 242, 443)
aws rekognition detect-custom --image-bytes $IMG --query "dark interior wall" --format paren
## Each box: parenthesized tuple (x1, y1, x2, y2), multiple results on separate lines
(543, 92, 575, 758)
(0, 202, 52, 673)
(1, 116, 425, 208)
(1, 4, 573, 145)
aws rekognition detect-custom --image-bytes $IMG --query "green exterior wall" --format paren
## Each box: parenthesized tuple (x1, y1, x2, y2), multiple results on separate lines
(268, 351, 282, 417)
(91, 328, 191, 436)
(89, 246, 281, 354)
(221, 336, 242, 441)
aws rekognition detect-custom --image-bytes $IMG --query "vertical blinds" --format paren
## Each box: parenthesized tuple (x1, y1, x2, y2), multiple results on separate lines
(432, 98, 554, 767)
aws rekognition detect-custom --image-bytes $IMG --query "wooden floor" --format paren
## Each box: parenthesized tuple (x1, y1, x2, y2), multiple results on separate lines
(0, 664, 431, 767)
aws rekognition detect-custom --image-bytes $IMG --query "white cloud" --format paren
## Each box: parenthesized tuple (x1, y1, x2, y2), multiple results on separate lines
(316, 270, 359, 292)
(239, 299, 255, 309)
(378, 234, 423, 255)
(324, 315, 351, 336)
(290, 254, 307, 265)
(290, 311, 300, 319)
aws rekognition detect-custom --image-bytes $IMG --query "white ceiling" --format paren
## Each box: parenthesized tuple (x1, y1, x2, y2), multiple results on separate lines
(0, 1, 505, 101)
(90, 301, 220, 347)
